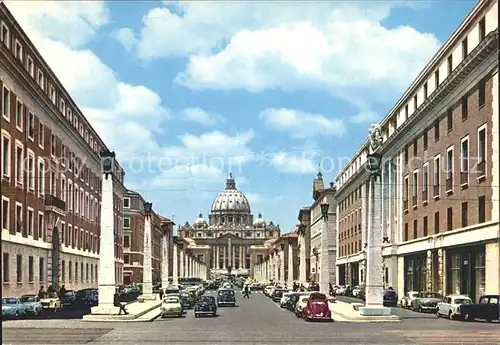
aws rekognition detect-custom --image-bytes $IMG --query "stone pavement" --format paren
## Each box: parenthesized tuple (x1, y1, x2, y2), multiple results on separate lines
(3, 292, 500, 344)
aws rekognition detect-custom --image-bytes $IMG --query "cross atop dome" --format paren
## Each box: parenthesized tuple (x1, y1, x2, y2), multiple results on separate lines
(225, 172, 236, 190)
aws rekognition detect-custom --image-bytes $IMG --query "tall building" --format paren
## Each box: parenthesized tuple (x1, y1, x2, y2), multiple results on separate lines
(0, 3, 126, 296)
(122, 190, 165, 285)
(177, 174, 280, 277)
(335, 0, 499, 302)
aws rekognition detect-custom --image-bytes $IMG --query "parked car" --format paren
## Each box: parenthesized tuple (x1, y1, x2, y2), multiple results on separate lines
(459, 294, 499, 323)
(20, 295, 43, 316)
(76, 289, 98, 308)
(180, 292, 195, 309)
(40, 291, 63, 312)
(302, 298, 332, 322)
(411, 292, 442, 312)
(61, 290, 77, 309)
(383, 290, 398, 307)
(161, 296, 183, 318)
(400, 290, 419, 308)
(280, 292, 293, 308)
(436, 295, 472, 320)
(358, 285, 366, 301)
(295, 296, 311, 317)
(217, 288, 236, 307)
(194, 296, 217, 317)
(272, 288, 285, 303)
(2, 297, 28, 318)
(352, 286, 361, 297)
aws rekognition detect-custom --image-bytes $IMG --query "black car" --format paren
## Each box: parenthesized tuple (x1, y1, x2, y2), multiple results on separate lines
(217, 289, 236, 307)
(194, 296, 217, 317)
(383, 290, 398, 307)
(285, 294, 300, 311)
(272, 289, 285, 302)
(459, 295, 499, 322)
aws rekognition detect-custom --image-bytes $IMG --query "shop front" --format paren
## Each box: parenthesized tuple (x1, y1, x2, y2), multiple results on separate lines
(445, 244, 485, 302)
(404, 253, 427, 294)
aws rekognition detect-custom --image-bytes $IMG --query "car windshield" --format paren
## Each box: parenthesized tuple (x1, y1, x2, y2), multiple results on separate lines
(199, 297, 215, 303)
(423, 293, 441, 298)
(454, 298, 472, 304)
(20, 296, 37, 302)
(164, 298, 179, 303)
(309, 293, 327, 300)
(2, 298, 17, 304)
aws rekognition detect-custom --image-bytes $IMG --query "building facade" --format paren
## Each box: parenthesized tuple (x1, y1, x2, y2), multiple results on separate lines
(335, 0, 499, 302)
(177, 174, 280, 278)
(309, 173, 337, 287)
(122, 190, 165, 285)
(0, 3, 126, 297)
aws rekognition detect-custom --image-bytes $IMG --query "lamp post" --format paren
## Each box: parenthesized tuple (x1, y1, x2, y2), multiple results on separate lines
(319, 197, 330, 293)
(312, 247, 319, 283)
(89, 150, 117, 316)
(141, 201, 155, 300)
(359, 124, 391, 316)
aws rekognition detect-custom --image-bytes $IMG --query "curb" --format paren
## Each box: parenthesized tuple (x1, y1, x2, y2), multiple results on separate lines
(82, 302, 162, 322)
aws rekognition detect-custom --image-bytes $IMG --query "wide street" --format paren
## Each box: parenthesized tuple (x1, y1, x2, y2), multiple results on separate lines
(3, 291, 499, 345)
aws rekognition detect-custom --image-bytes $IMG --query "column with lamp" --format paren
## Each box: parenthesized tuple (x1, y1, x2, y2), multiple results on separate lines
(359, 124, 392, 316)
(280, 243, 286, 285)
(312, 247, 319, 283)
(297, 221, 307, 284)
(172, 240, 179, 284)
(319, 197, 330, 293)
(140, 201, 155, 300)
(90, 150, 117, 315)
(161, 225, 170, 289)
(287, 238, 294, 287)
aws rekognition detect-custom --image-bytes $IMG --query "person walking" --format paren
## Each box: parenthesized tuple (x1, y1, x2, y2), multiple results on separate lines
(114, 292, 129, 315)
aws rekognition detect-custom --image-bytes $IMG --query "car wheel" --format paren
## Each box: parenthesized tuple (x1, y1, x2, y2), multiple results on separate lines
(15, 311, 19, 318)
(194, 313, 199, 318)
(436, 311, 440, 318)
(418, 306, 422, 313)
(463, 314, 473, 322)
(448, 311, 454, 320)
(212, 312, 216, 317)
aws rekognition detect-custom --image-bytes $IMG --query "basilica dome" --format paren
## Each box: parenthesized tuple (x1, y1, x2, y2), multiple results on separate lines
(211, 174, 251, 214)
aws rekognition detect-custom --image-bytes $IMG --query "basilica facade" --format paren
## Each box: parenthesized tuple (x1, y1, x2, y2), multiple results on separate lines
(177, 174, 280, 277)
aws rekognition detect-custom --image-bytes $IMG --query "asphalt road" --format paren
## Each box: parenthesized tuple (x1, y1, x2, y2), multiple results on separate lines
(3, 291, 499, 344)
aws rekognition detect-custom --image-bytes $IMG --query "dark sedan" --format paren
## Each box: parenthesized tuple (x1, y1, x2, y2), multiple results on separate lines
(217, 289, 236, 307)
(383, 290, 398, 307)
(194, 296, 217, 317)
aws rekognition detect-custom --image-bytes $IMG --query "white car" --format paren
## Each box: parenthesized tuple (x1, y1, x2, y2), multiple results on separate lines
(436, 295, 472, 320)
(335, 286, 346, 295)
(279, 292, 292, 307)
(401, 291, 420, 309)
(352, 286, 360, 297)
(161, 296, 183, 318)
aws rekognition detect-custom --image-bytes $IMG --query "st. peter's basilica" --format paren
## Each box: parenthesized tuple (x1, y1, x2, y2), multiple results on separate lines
(177, 174, 280, 276)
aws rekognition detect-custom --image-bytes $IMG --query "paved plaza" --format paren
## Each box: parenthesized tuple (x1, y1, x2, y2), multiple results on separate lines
(3, 292, 499, 345)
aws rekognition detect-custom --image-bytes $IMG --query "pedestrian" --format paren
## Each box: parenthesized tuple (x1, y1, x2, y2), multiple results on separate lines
(59, 285, 66, 300)
(38, 286, 46, 299)
(159, 288, 164, 300)
(114, 292, 128, 315)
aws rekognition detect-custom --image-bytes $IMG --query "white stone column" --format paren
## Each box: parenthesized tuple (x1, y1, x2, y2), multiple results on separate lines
(141, 214, 154, 298)
(232, 246, 236, 269)
(91, 168, 116, 314)
(360, 176, 389, 316)
(274, 253, 279, 282)
(223, 246, 227, 269)
(299, 232, 307, 284)
(161, 233, 169, 288)
(280, 250, 285, 285)
(228, 239, 232, 269)
(215, 246, 219, 269)
(173, 243, 178, 284)
(320, 215, 330, 294)
(287, 242, 294, 287)
(179, 249, 185, 278)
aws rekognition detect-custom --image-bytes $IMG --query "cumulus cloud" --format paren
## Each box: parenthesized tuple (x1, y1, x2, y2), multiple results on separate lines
(269, 152, 317, 175)
(117, 1, 440, 107)
(260, 108, 346, 139)
(179, 108, 225, 126)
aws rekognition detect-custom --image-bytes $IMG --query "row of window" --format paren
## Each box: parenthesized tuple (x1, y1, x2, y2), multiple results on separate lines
(403, 124, 487, 209)
(0, 252, 98, 284)
(0, 20, 106, 159)
(337, 16, 488, 188)
(403, 196, 486, 242)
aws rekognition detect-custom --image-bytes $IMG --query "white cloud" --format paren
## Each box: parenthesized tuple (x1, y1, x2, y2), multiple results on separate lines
(113, 28, 138, 53)
(350, 111, 380, 124)
(119, 1, 440, 107)
(270, 152, 317, 175)
(179, 108, 225, 126)
(260, 108, 345, 139)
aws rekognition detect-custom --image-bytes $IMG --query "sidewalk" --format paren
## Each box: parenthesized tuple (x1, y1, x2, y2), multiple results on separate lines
(82, 300, 162, 322)
(329, 301, 401, 323)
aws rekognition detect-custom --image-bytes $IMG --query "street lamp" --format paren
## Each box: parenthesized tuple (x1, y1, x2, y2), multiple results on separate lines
(100, 150, 115, 179)
(312, 247, 319, 282)
(143, 201, 153, 217)
(320, 197, 329, 221)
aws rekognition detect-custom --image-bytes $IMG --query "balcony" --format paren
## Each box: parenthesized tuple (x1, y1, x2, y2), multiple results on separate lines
(433, 185, 440, 198)
(422, 189, 428, 203)
(403, 199, 408, 212)
(445, 178, 453, 193)
(477, 161, 486, 179)
(45, 194, 66, 215)
(460, 171, 469, 186)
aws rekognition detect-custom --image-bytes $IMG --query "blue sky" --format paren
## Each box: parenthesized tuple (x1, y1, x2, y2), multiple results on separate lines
(8, 0, 476, 233)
